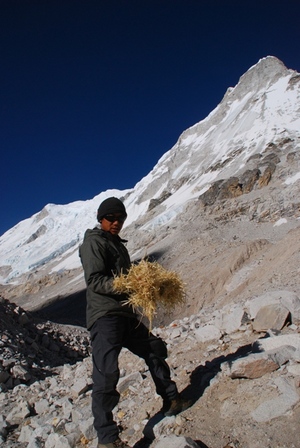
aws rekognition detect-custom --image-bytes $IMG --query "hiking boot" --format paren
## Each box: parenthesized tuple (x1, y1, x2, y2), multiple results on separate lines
(97, 437, 130, 448)
(163, 394, 192, 417)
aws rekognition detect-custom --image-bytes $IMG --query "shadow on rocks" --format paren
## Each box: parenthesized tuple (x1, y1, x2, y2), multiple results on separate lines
(133, 344, 253, 448)
(134, 434, 209, 447)
(183, 343, 253, 404)
(0, 296, 90, 390)
(132, 249, 167, 265)
(31, 288, 87, 327)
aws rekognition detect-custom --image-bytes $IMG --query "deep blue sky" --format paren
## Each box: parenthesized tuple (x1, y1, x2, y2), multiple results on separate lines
(1, 0, 300, 236)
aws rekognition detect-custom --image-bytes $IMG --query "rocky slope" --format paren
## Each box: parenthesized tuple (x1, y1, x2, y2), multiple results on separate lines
(1, 287, 300, 448)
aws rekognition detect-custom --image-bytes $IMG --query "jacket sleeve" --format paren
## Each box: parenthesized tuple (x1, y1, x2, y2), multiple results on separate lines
(79, 237, 118, 296)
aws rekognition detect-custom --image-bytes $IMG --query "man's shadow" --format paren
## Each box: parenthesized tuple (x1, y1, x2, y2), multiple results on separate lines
(133, 343, 253, 448)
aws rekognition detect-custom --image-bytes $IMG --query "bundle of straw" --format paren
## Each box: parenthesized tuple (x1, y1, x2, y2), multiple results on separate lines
(113, 259, 185, 330)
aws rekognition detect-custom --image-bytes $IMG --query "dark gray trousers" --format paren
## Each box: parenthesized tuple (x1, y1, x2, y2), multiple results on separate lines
(90, 315, 178, 444)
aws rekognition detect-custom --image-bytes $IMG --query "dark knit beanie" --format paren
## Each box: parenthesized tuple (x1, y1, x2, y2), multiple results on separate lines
(97, 197, 127, 222)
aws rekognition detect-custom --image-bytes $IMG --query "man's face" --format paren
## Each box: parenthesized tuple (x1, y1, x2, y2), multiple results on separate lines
(100, 213, 126, 235)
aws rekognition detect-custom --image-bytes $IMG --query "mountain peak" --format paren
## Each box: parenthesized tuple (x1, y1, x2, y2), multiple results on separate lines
(220, 56, 289, 107)
(238, 55, 289, 88)
(0, 57, 299, 286)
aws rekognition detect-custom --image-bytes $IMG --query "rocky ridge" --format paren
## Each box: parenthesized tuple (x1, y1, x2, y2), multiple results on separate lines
(1, 289, 300, 448)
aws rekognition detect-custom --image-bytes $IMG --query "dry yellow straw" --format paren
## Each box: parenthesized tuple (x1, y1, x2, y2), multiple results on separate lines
(113, 259, 185, 330)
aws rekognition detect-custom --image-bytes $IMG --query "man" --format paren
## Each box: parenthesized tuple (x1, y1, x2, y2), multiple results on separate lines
(79, 197, 191, 448)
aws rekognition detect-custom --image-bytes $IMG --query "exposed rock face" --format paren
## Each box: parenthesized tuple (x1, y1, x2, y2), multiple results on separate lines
(25, 225, 47, 244)
(148, 192, 172, 211)
(252, 303, 291, 332)
(239, 168, 260, 193)
(199, 145, 283, 206)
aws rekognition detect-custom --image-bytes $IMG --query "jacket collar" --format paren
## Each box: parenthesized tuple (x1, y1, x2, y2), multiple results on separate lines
(97, 228, 128, 244)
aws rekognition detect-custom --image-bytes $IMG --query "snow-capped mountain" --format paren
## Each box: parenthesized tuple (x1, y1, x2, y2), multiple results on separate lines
(1, 56, 300, 287)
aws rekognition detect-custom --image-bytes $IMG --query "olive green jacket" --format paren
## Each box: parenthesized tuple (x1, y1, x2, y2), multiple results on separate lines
(79, 228, 136, 330)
